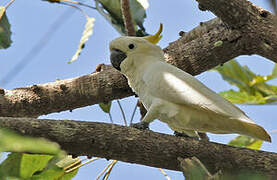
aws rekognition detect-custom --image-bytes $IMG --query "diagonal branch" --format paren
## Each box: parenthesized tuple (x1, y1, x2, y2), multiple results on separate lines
(0, 117, 276, 177)
(196, 0, 277, 61)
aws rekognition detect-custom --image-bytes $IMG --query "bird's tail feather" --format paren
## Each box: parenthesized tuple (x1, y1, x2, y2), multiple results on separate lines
(241, 122, 271, 142)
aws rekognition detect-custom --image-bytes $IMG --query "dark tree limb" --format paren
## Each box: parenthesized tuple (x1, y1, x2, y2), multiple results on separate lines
(196, 0, 277, 61)
(0, 117, 276, 176)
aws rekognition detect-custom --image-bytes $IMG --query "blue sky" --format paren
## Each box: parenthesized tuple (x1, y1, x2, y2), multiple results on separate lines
(1, 0, 276, 179)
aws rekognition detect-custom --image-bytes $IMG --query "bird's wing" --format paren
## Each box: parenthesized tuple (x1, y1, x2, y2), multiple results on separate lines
(143, 61, 254, 124)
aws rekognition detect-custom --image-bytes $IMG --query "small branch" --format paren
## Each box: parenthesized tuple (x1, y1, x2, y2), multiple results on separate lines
(195, 0, 277, 62)
(121, 0, 136, 36)
(5, 0, 15, 9)
(0, 117, 276, 176)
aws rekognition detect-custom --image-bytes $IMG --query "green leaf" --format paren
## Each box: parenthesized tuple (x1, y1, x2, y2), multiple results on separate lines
(0, 6, 12, 49)
(219, 90, 267, 104)
(214, 60, 277, 104)
(31, 164, 64, 180)
(20, 154, 53, 178)
(0, 153, 53, 179)
(32, 156, 80, 180)
(271, 64, 277, 79)
(97, 0, 148, 35)
(0, 153, 21, 178)
(0, 129, 66, 157)
(214, 60, 254, 92)
(250, 64, 277, 86)
(99, 101, 112, 113)
(228, 136, 263, 150)
(68, 17, 95, 64)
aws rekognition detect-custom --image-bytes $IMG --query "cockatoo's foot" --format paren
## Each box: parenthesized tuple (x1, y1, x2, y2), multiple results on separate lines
(131, 122, 149, 130)
(198, 132, 209, 141)
(174, 131, 199, 140)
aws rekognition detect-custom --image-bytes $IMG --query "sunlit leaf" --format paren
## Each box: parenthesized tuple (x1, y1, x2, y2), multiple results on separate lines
(249, 64, 277, 86)
(228, 136, 263, 150)
(31, 156, 80, 180)
(0, 153, 53, 179)
(68, 17, 95, 64)
(214, 60, 277, 104)
(214, 60, 254, 92)
(0, 6, 12, 49)
(219, 90, 267, 104)
(99, 101, 112, 113)
(0, 129, 65, 157)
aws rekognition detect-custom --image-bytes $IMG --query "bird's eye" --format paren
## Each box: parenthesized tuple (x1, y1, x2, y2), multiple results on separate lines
(128, 43, 135, 49)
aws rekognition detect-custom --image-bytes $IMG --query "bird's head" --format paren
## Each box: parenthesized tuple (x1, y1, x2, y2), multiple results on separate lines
(109, 24, 164, 73)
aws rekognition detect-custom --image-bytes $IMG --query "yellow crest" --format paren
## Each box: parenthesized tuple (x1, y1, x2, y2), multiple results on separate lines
(143, 24, 163, 44)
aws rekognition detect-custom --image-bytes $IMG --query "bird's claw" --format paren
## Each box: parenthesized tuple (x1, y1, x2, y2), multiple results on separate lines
(174, 131, 199, 140)
(131, 122, 149, 130)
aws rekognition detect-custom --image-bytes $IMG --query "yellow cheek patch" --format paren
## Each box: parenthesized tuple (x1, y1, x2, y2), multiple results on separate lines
(143, 24, 163, 44)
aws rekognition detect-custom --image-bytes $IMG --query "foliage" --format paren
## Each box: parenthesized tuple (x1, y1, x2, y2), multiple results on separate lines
(99, 101, 112, 113)
(0, 129, 65, 156)
(68, 17, 95, 64)
(0, 153, 79, 180)
(96, 0, 148, 36)
(0, 129, 79, 179)
(214, 60, 277, 104)
(0, 6, 12, 49)
(228, 135, 262, 150)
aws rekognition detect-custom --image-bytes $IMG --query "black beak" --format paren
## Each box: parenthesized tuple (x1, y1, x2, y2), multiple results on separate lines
(110, 49, 127, 71)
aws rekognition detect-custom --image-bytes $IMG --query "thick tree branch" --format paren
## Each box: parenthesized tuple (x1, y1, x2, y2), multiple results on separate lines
(0, 66, 133, 117)
(1, 0, 277, 117)
(0, 117, 276, 176)
(196, 0, 277, 61)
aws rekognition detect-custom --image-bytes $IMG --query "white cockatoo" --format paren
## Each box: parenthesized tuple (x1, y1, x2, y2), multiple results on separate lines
(109, 24, 271, 142)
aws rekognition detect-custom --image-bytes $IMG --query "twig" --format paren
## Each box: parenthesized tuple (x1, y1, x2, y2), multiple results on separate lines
(137, 101, 147, 121)
(103, 160, 118, 180)
(108, 112, 113, 124)
(96, 160, 114, 180)
(116, 100, 127, 126)
(59, 2, 89, 18)
(60, 0, 96, 9)
(120, 0, 136, 36)
(129, 100, 138, 125)
(43, 0, 96, 9)
(5, 0, 15, 9)
(159, 168, 171, 180)
(65, 157, 99, 173)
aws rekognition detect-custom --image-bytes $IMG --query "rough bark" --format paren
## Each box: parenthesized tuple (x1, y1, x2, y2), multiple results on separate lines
(0, 117, 276, 176)
(0, 66, 133, 117)
(196, 0, 277, 61)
